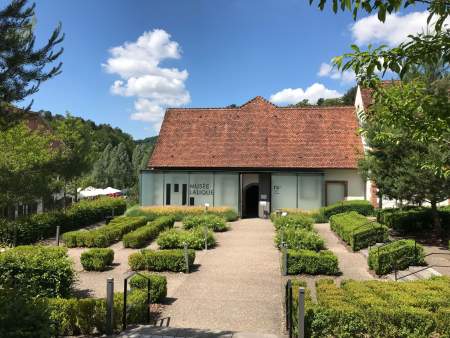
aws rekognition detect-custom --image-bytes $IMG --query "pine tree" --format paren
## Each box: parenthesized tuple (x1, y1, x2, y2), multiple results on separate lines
(91, 144, 113, 188)
(0, 0, 64, 120)
(108, 143, 132, 189)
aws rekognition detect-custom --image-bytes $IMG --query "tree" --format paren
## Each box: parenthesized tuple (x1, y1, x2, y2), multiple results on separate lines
(341, 86, 357, 105)
(359, 79, 450, 233)
(107, 143, 133, 190)
(0, 0, 64, 118)
(0, 122, 58, 210)
(91, 144, 113, 188)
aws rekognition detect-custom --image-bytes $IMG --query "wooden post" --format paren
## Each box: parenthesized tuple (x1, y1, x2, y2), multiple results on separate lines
(298, 287, 305, 338)
(106, 278, 114, 335)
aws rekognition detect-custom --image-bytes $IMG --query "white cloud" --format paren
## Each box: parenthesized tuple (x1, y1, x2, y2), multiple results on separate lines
(270, 83, 342, 105)
(104, 29, 190, 132)
(318, 62, 355, 84)
(351, 11, 449, 47)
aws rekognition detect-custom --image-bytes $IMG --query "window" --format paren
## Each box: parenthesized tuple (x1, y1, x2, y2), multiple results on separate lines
(189, 197, 195, 205)
(165, 184, 171, 205)
(182, 184, 187, 205)
(174, 184, 179, 192)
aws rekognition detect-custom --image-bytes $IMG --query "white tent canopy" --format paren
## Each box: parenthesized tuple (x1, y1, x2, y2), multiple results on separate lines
(78, 186, 122, 199)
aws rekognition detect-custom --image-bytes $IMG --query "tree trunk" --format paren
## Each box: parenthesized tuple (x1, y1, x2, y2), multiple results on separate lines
(430, 200, 441, 238)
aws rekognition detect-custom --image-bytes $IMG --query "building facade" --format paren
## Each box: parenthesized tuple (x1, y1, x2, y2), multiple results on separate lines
(140, 96, 366, 217)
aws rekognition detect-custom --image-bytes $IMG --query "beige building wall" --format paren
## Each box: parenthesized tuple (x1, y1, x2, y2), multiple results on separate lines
(323, 168, 366, 201)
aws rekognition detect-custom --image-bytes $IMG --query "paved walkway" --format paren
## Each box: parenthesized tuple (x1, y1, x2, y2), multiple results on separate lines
(149, 218, 285, 336)
(314, 223, 374, 280)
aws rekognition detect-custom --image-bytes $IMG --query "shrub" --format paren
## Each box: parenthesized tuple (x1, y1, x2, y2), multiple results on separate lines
(287, 249, 339, 275)
(368, 240, 425, 275)
(273, 214, 314, 231)
(183, 214, 228, 232)
(329, 211, 388, 251)
(156, 228, 216, 250)
(0, 197, 126, 246)
(275, 228, 325, 251)
(125, 205, 238, 222)
(321, 200, 374, 219)
(0, 245, 75, 298)
(62, 216, 147, 247)
(129, 272, 167, 303)
(123, 216, 175, 248)
(270, 208, 327, 223)
(129, 249, 195, 272)
(80, 248, 114, 271)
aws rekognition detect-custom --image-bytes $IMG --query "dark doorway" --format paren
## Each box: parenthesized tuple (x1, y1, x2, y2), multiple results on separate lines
(243, 184, 259, 218)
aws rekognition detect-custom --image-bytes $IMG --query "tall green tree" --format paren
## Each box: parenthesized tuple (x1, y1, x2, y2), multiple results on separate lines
(107, 143, 133, 190)
(0, 0, 64, 128)
(91, 144, 113, 188)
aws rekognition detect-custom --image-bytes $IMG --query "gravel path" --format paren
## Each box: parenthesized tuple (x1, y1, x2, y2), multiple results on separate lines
(314, 223, 374, 280)
(157, 218, 284, 335)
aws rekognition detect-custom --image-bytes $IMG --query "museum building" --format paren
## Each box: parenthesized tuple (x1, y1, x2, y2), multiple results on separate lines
(140, 96, 367, 218)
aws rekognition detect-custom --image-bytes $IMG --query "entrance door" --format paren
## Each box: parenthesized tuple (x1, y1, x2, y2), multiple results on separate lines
(243, 184, 259, 218)
(325, 181, 347, 205)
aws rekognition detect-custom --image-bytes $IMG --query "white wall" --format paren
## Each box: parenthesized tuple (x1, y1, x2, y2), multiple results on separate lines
(323, 169, 366, 200)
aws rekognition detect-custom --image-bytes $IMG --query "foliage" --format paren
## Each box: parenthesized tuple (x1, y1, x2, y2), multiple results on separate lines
(368, 240, 425, 275)
(273, 214, 314, 231)
(125, 205, 238, 222)
(275, 227, 325, 251)
(0, 197, 126, 245)
(0, 0, 64, 108)
(0, 245, 75, 298)
(321, 200, 374, 219)
(0, 289, 53, 338)
(183, 214, 228, 232)
(47, 289, 148, 336)
(287, 249, 340, 275)
(288, 86, 356, 107)
(129, 249, 195, 272)
(293, 277, 450, 338)
(156, 228, 216, 250)
(329, 211, 388, 251)
(129, 272, 167, 303)
(122, 216, 175, 248)
(80, 248, 114, 271)
(62, 216, 147, 248)
(270, 208, 327, 223)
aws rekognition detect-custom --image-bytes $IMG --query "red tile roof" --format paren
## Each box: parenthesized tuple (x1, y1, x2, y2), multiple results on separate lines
(148, 96, 363, 169)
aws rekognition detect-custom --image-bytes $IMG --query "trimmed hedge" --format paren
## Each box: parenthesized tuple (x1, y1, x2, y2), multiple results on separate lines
(123, 216, 175, 248)
(62, 216, 147, 247)
(291, 277, 450, 338)
(270, 209, 328, 224)
(47, 290, 148, 336)
(368, 240, 425, 275)
(125, 205, 238, 222)
(287, 249, 340, 275)
(378, 206, 450, 234)
(156, 227, 216, 250)
(0, 197, 126, 246)
(0, 245, 75, 298)
(183, 214, 228, 232)
(129, 272, 167, 303)
(275, 228, 325, 251)
(321, 200, 374, 219)
(329, 212, 388, 251)
(273, 214, 314, 231)
(129, 249, 195, 272)
(80, 248, 114, 271)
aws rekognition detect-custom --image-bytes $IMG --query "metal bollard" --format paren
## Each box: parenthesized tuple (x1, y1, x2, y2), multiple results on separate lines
(204, 225, 208, 251)
(298, 287, 305, 338)
(183, 242, 190, 273)
(106, 278, 114, 335)
(56, 225, 60, 246)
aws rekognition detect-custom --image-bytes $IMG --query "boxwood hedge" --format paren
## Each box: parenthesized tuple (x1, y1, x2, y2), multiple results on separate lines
(183, 214, 228, 232)
(287, 249, 340, 275)
(368, 239, 425, 275)
(321, 200, 374, 219)
(273, 214, 314, 231)
(122, 216, 175, 248)
(275, 228, 325, 251)
(0, 245, 75, 298)
(129, 249, 195, 272)
(329, 212, 388, 251)
(156, 227, 216, 250)
(80, 248, 114, 271)
(0, 197, 126, 246)
(129, 272, 167, 303)
(62, 216, 147, 247)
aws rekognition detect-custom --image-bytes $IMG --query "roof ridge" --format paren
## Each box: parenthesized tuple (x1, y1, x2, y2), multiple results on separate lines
(240, 95, 278, 108)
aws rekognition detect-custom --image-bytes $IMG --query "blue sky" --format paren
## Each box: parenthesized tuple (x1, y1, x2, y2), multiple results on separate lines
(16, 0, 431, 139)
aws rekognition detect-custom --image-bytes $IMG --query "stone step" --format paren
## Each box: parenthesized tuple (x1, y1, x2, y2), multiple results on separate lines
(383, 266, 442, 281)
(116, 325, 286, 338)
(360, 243, 386, 259)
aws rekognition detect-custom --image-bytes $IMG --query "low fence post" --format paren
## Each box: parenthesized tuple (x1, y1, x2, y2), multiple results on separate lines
(147, 278, 151, 324)
(122, 278, 128, 331)
(282, 243, 288, 276)
(204, 225, 208, 251)
(298, 287, 305, 338)
(394, 260, 398, 281)
(106, 278, 114, 335)
(285, 280, 291, 331)
(184, 242, 190, 273)
(414, 240, 417, 264)
(56, 225, 60, 246)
